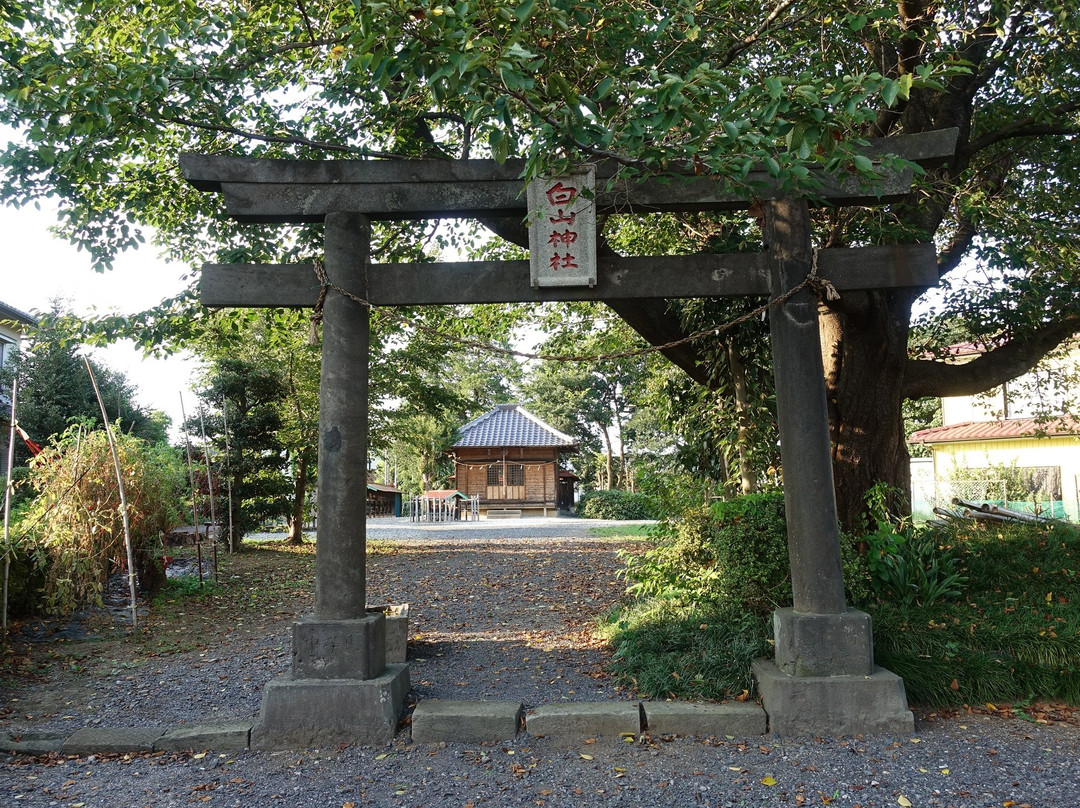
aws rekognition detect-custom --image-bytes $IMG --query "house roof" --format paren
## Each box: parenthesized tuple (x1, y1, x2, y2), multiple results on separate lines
(451, 403, 577, 449)
(423, 489, 468, 500)
(0, 301, 37, 329)
(367, 482, 402, 494)
(911, 416, 1080, 445)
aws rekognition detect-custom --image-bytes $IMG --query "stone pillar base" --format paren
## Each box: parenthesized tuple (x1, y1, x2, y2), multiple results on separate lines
(292, 614, 386, 680)
(774, 607, 874, 677)
(250, 664, 410, 750)
(752, 659, 914, 737)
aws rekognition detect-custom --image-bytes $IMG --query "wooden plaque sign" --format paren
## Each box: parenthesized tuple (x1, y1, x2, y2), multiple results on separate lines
(527, 167, 596, 288)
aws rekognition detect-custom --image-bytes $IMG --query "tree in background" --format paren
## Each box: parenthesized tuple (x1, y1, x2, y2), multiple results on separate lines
(522, 306, 650, 492)
(3, 2, 1078, 528)
(192, 357, 290, 548)
(0, 309, 169, 467)
(375, 328, 523, 493)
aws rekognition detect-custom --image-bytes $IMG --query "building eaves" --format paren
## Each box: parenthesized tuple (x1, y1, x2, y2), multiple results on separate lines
(910, 416, 1080, 444)
(0, 301, 38, 328)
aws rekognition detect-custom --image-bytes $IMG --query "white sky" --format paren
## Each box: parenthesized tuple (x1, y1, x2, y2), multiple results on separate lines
(1, 201, 202, 437)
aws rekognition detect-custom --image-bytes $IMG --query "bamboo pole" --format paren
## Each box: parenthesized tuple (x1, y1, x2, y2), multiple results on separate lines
(197, 406, 219, 582)
(84, 357, 138, 631)
(3, 377, 18, 642)
(179, 393, 204, 587)
(221, 397, 235, 553)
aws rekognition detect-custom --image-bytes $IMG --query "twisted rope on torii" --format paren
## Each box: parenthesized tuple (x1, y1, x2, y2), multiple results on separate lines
(309, 249, 835, 362)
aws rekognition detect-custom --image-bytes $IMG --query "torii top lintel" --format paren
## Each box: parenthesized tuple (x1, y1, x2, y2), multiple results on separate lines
(180, 129, 957, 224)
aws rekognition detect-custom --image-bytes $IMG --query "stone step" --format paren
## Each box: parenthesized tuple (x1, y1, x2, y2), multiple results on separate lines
(156, 722, 252, 752)
(62, 727, 167, 756)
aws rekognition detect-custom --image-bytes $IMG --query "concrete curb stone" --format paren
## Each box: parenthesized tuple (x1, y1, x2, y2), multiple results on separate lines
(412, 701, 522, 744)
(525, 702, 642, 741)
(642, 701, 767, 737)
(2, 730, 67, 756)
(62, 727, 167, 756)
(155, 722, 253, 752)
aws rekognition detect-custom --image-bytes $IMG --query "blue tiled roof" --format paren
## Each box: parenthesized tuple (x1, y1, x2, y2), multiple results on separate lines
(452, 404, 577, 449)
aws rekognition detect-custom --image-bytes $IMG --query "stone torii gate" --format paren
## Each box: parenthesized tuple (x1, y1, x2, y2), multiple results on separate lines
(181, 128, 957, 747)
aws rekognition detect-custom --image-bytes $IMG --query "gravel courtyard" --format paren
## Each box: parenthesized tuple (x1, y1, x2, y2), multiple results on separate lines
(2, 518, 1078, 807)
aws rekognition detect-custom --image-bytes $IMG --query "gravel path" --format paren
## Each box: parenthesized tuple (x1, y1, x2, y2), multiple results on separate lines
(3, 518, 1080, 807)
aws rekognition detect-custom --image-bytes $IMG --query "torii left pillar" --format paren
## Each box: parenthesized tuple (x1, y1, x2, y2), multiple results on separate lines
(251, 213, 409, 750)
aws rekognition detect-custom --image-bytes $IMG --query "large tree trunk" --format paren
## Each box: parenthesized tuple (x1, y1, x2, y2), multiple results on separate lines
(821, 289, 919, 532)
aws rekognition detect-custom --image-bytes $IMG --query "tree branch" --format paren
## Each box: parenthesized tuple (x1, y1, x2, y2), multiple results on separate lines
(501, 88, 647, 169)
(295, 0, 317, 43)
(229, 36, 350, 73)
(963, 102, 1080, 156)
(904, 314, 1080, 399)
(162, 115, 402, 157)
(713, 0, 804, 68)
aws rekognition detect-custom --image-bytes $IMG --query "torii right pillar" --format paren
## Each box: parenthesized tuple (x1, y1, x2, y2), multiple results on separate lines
(751, 198, 915, 736)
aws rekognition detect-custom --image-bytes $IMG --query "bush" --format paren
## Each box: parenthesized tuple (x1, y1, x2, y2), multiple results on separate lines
(620, 494, 871, 615)
(861, 482, 966, 608)
(577, 489, 659, 520)
(608, 493, 873, 699)
(600, 601, 772, 700)
(16, 423, 184, 615)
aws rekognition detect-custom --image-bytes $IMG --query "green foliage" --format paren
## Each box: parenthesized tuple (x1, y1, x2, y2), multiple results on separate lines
(862, 482, 967, 608)
(192, 356, 291, 542)
(870, 520, 1080, 707)
(608, 492, 1080, 707)
(866, 531, 968, 608)
(15, 424, 184, 615)
(619, 494, 871, 616)
(522, 307, 653, 492)
(153, 573, 219, 605)
(576, 489, 658, 520)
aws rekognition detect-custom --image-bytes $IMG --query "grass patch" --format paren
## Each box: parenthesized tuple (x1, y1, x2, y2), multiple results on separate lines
(868, 520, 1080, 707)
(599, 601, 771, 700)
(588, 524, 657, 539)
